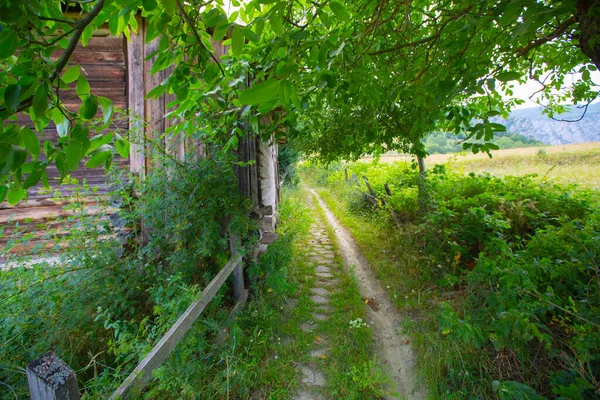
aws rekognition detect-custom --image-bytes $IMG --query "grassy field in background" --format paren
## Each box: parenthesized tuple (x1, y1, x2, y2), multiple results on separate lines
(363, 142, 600, 190)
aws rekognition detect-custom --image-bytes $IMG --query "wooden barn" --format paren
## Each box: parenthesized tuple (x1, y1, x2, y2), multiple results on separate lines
(0, 16, 280, 262)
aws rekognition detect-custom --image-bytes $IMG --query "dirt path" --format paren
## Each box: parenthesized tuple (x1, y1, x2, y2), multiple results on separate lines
(311, 189, 427, 400)
(292, 203, 340, 399)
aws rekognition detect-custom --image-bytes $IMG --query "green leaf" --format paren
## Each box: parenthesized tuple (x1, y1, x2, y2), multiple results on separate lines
(239, 79, 280, 105)
(242, 26, 260, 42)
(276, 61, 296, 77)
(203, 8, 227, 28)
(488, 122, 507, 132)
(496, 71, 521, 82)
(270, 13, 284, 35)
(4, 84, 20, 112)
(76, 75, 91, 99)
(213, 22, 231, 42)
(61, 66, 80, 84)
(52, 108, 70, 137)
(7, 186, 26, 205)
(116, 138, 130, 158)
(11, 145, 27, 170)
(80, 94, 98, 120)
(20, 128, 41, 159)
(146, 84, 168, 99)
(98, 96, 113, 124)
(231, 25, 244, 58)
(0, 185, 7, 202)
(329, 41, 345, 57)
(65, 140, 89, 171)
(0, 31, 19, 59)
(161, 0, 176, 14)
(32, 86, 48, 118)
(279, 79, 292, 106)
(41, 170, 50, 189)
(44, 140, 56, 157)
(329, 2, 350, 22)
(142, 0, 157, 11)
(583, 69, 591, 81)
(86, 147, 112, 168)
(22, 169, 42, 189)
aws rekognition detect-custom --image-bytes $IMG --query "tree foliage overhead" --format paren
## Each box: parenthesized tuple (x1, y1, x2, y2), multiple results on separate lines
(1, 0, 599, 201)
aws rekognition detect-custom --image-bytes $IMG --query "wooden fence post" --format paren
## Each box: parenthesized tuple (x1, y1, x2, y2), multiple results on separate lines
(229, 234, 245, 302)
(384, 183, 392, 196)
(344, 168, 349, 182)
(27, 351, 80, 400)
(351, 173, 360, 187)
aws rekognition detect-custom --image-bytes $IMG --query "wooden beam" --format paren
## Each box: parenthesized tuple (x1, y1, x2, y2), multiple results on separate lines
(127, 15, 145, 177)
(111, 254, 243, 399)
(143, 33, 165, 171)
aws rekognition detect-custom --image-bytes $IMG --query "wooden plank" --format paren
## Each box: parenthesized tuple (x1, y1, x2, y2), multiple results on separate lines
(143, 33, 165, 172)
(74, 37, 124, 52)
(0, 204, 116, 224)
(0, 196, 106, 209)
(52, 51, 125, 64)
(111, 254, 243, 399)
(127, 16, 145, 177)
(76, 64, 127, 81)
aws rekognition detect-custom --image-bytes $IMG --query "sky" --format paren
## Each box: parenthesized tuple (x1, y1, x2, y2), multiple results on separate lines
(509, 70, 600, 109)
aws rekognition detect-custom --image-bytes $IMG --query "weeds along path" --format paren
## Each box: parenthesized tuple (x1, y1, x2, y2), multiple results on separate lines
(310, 189, 427, 400)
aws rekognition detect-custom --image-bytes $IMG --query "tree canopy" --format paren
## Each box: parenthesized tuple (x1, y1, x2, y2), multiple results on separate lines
(1, 0, 598, 202)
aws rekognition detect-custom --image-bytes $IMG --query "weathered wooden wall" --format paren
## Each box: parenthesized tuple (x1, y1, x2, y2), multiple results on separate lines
(1, 33, 128, 261)
(2, 20, 281, 262)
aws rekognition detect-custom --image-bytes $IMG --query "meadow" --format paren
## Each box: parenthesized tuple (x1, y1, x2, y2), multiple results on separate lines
(363, 142, 600, 190)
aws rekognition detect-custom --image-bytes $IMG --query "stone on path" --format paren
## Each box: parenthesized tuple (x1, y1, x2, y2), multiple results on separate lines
(294, 390, 320, 400)
(310, 287, 330, 297)
(316, 272, 334, 279)
(299, 365, 326, 386)
(310, 295, 329, 305)
(301, 322, 316, 333)
(309, 348, 328, 358)
(313, 313, 328, 321)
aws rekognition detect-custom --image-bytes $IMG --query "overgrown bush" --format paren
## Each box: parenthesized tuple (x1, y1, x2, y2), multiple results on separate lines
(0, 154, 256, 398)
(302, 160, 600, 399)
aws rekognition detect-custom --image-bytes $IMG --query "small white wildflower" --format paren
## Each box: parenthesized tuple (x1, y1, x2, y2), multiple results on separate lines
(411, 290, 415, 293)
(464, 371, 469, 376)
(274, 355, 279, 360)
(394, 295, 397, 298)
(386, 285, 390, 289)
(405, 296, 408, 300)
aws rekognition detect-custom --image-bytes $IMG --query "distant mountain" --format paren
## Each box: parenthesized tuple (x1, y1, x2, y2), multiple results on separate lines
(493, 103, 600, 145)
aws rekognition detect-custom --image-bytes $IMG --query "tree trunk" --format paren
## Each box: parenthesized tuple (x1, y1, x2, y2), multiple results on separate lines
(576, 0, 600, 70)
(416, 156, 429, 208)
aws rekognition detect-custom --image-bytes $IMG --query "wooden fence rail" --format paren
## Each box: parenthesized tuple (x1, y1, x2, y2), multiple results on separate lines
(111, 253, 245, 399)
(27, 242, 248, 400)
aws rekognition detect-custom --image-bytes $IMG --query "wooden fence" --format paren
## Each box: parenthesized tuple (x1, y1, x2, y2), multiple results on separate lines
(26, 237, 249, 400)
